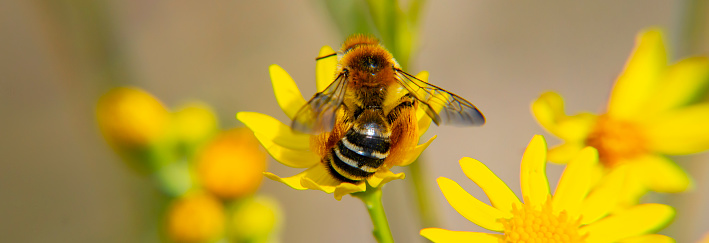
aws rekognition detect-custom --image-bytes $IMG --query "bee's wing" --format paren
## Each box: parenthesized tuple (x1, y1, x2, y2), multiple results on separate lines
(291, 72, 348, 134)
(394, 69, 485, 126)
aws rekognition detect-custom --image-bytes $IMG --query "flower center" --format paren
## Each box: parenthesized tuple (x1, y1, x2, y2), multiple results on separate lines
(500, 200, 585, 243)
(585, 115, 646, 168)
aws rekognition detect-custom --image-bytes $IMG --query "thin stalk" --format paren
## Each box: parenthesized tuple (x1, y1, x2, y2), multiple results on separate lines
(352, 185, 395, 243)
(407, 154, 439, 228)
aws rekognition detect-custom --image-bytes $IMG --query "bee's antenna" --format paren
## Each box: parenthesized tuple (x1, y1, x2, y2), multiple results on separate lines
(316, 53, 337, 61)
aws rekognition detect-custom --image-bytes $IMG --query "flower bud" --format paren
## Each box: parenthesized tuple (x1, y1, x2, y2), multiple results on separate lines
(166, 192, 225, 243)
(229, 195, 282, 243)
(196, 128, 267, 199)
(97, 87, 170, 148)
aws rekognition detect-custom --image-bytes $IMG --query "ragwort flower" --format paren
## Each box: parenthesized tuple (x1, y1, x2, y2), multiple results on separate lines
(421, 135, 675, 243)
(237, 46, 436, 200)
(532, 29, 709, 204)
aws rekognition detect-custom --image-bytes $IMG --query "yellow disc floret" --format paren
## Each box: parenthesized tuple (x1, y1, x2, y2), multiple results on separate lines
(585, 115, 647, 168)
(500, 200, 586, 243)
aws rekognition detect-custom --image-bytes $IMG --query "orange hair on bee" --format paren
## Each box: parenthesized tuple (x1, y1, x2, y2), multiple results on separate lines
(342, 34, 381, 53)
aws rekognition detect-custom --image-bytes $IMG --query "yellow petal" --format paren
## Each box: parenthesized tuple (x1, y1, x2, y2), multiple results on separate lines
(644, 104, 709, 154)
(699, 232, 709, 243)
(633, 155, 693, 193)
(263, 171, 309, 190)
(531, 91, 566, 136)
(437, 177, 509, 231)
(367, 169, 405, 188)
(420, 228, 502, 243)
(608, 29, 668, 119)
(269, 65, 306, 120)
(315, 46, 338, 92)
(579, 165, 628, 225)
(520, 135, 550, 207)
(554, 112, 597, 141)
(615, 167, 649, 209)
(237, 112, 310, 151)
(618, 234, 675, 243)
(237, 112, 319, 168)
(552, 147, 598, 217)
(580, 203, 674, 243)
(415, 71, 434, 136)
(642, 57, 709, 114)
(459, 157, 520, 213)
(531, 92, 596, 142)
(299, 164, 366, 200)
(399, 135, 437, 166)
(547, 143, 585, 164)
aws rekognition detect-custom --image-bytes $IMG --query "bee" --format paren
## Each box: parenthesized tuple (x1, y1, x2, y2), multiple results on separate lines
(292, 34, 485, 183)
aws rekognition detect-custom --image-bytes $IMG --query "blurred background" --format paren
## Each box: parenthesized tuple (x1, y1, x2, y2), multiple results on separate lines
(1, 0, 708, 242)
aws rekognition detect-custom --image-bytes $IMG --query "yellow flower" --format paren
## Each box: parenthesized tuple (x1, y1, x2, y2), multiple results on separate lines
(196, 127, 267, 199)
(420, 135, 675, 243)
(532, 29, 709, 204)
(96, 87, 170, 148)
(166, 192, 225, 243)
(229, 195, 283, 243)
(172, 101, 219, 156)
(237, 46, 436, 200)
(699, 232, 709, 243)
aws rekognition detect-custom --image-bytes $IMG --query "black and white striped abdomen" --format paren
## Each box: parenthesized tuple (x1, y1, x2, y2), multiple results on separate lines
(327, 123, 391, 182)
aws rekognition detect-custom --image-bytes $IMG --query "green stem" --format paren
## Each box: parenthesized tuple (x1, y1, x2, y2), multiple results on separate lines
(352, 185, 395, 243)
(407, 154, 439, 228)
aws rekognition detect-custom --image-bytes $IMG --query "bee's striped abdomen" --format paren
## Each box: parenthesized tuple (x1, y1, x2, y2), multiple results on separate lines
(327, 123, 391, 183)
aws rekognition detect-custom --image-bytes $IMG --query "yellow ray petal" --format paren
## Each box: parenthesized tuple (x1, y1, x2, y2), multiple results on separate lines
(642, 57, 709, 114)
(415, 71, 435, 136)
(437, 177, 508, 231)
(531, 91, 567, 137)
(263, 171, 310, 190)
(531, 92, 596, 142)
(315, 46, 338, 92)
(608, 29, 668, 119)
(547, 143, 585, 164)
(580, 203, 674, 243)
(300, 164, 366, 200)
(398, 135, 437, 166)
(618, 234, 675, 243)
(579, 165, 628, 225)
(633, 155, 693, 193)
(552, 147, 598, 217)
(237, 112, 319, 168)
(555, 112, 597, 141)
(644, 103, 709, 154)
(269, 65, 306, 119)
(420, 228, 502, 243)
(237, 112, 310, 151)
(459, 157, 520, 213)
(520, 135, 550, 207)
(367, 169, 405, 188)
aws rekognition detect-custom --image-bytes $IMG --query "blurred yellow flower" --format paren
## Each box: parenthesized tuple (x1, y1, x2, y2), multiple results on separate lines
(532, 29, 709, 204)
(420, 135, 675, 243)
(167, 192, 225, 243)
(196, 127, 267, 199)
(699, 232, 709, 243)
(172, 101, 219, 155)
(237, 46, 437, 200)
(229, 195, 283, 243)
(96, 87, 170, 148)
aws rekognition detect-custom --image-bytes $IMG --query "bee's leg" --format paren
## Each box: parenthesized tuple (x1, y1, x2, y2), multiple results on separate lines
(384, 95, 419, 168)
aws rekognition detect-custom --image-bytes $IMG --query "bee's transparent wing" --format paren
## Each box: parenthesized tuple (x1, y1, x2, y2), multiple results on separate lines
(394, 69, 485, 126)
(291, 72, 348, 134)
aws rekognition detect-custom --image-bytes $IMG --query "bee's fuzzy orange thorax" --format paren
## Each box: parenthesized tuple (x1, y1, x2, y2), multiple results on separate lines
(342, 34, 381, 52)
